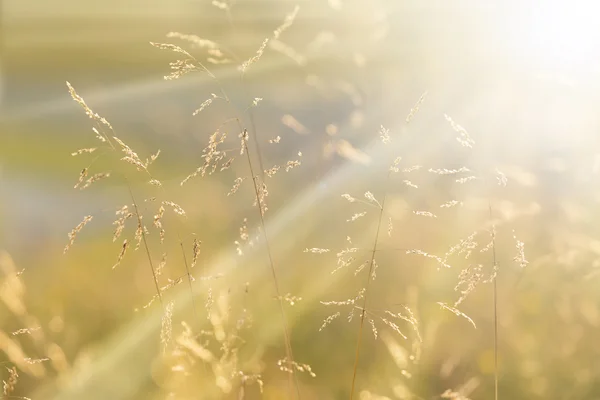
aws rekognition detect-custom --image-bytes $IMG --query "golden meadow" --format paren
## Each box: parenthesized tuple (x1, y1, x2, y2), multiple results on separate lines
(2, 1, 600, 399)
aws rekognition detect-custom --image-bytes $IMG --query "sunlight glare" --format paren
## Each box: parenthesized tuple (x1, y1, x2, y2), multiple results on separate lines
(517, 2, 600, 75)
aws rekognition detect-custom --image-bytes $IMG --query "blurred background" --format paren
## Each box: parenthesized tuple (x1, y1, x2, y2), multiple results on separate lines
(2, 0, 600, 399)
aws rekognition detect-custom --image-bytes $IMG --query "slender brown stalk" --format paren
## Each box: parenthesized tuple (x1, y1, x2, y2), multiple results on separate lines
(240, 75, 267, 180)
(176, 233, 209, 377)
(178, 236, 198, 321)
(126, 181, 163, 309)
(494, 269, 498, 400)
(350, 173, 390, 400)
(247, 102, 267, 179)
(242, 136, 301, 400)
(127, 157, 198, 317)
(488, 201, 498, 400)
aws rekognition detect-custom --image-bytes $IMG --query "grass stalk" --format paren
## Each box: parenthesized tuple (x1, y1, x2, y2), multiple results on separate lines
(126, 181, 163, 309)
(489, 201, 498, 400)
(350, 172, 390, 400)
(241, 133, 300, 399)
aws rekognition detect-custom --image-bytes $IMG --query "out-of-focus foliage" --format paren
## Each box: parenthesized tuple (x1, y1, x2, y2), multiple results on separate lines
(2, 1, 600, 399)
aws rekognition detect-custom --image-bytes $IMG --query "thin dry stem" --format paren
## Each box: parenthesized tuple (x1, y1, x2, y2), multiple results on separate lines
(179, 236, 200, 322)
(489, 202, 499, 400)
(350, 173, 390, 400)
(242, 132, 300, 399)
(126, 182, 163, 309)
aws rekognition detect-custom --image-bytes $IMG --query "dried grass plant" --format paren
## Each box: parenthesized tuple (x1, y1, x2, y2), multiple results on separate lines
(62, 4, 308, 399)
(62, 3, 529, 399)
(18, 2, 600, 400)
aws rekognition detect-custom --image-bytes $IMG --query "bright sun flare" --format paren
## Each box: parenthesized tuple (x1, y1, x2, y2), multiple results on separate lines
(518, 2, 600, 74)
